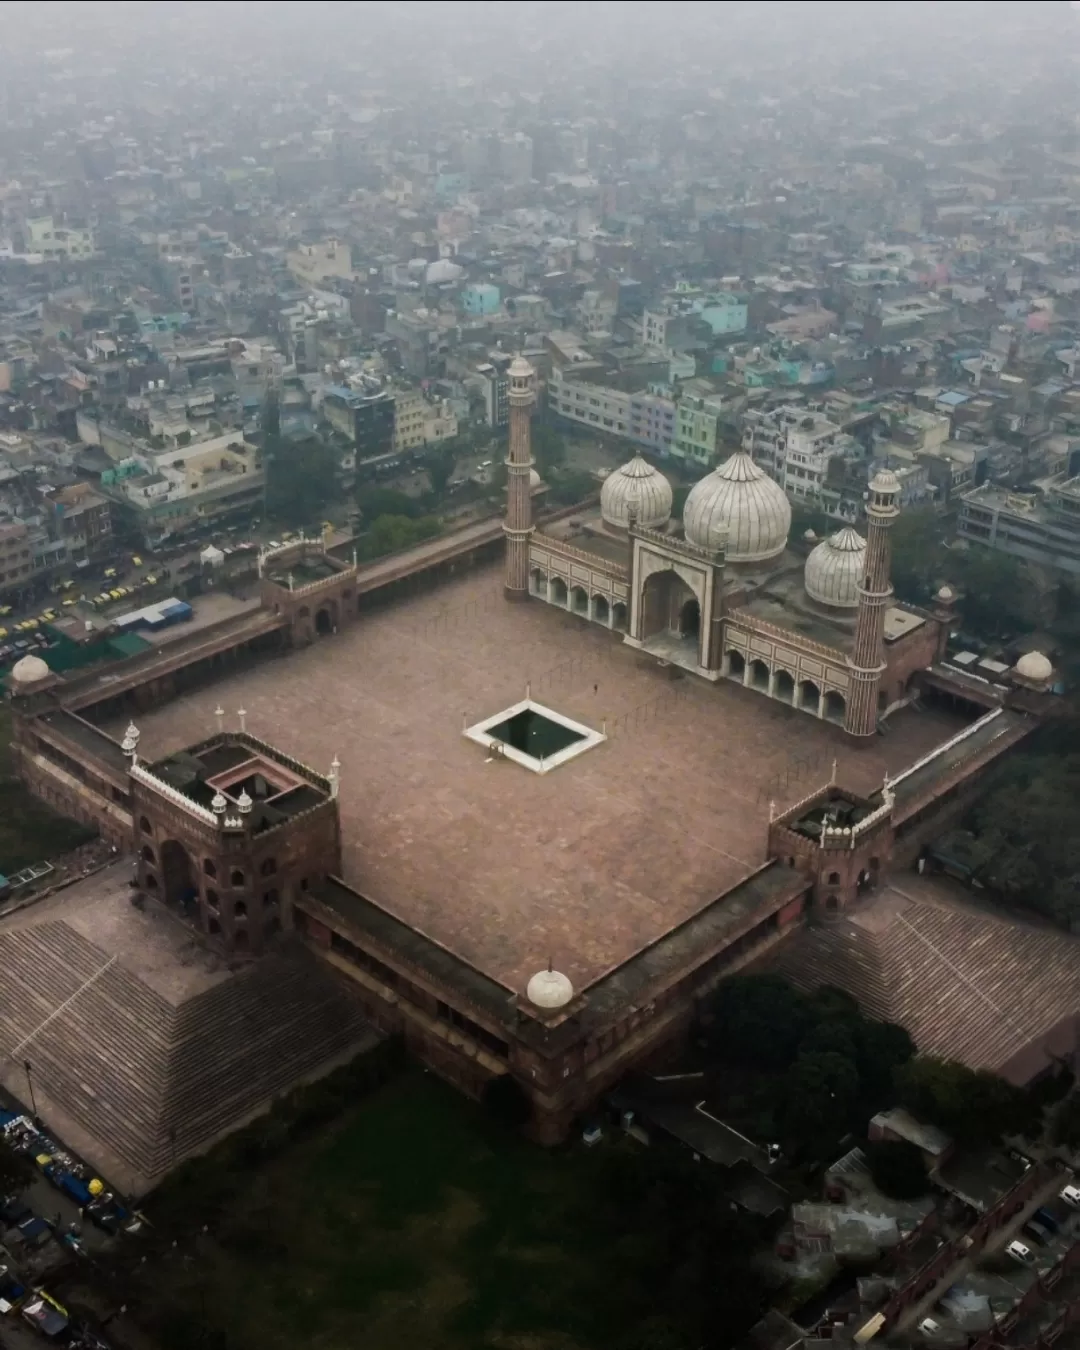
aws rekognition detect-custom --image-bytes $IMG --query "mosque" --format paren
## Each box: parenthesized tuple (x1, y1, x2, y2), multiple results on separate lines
(0, 356, 1061, 1186)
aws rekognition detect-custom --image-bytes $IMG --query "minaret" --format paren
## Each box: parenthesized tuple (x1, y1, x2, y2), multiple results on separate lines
(844, 469, 900, 740)
(503, 354, 536, 600)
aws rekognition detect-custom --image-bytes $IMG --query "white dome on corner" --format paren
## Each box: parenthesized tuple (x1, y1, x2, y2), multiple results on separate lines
(526, 968, 574, 1010)
(805, 527, 866, 609)
(529, 467, 541, 489)
(600, 453, 672, 530)
(683, 452, 791, 562)
(1014, 651, 1052, 684)
(10, 654, 50, 686)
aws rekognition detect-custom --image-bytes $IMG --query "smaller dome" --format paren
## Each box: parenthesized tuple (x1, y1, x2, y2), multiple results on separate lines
(805, 527, 867, 609)
(236, 789, 253, 814)
(1014, 651, 1052, 683)
(526, 968, 574, 1009)
(508, 354, 534, 379)
(869, 468, 901, 494)
(600, 454, 672, 530)
(529, 468, 541, 489)
(211, 791, 228, 814)
(804, 528, 817, 542)
(11, 654, 50, 686)
(936, 584, 956, 603)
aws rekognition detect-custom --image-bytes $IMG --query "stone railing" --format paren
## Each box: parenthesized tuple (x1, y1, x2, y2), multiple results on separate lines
(633, 522, 723, 565)
(729, 608, 844, 664)
(130, 761, 219, 826)
(888, 707, 1002, 790)
(535, 534, 628, 580)
(290, 564, 358, 600)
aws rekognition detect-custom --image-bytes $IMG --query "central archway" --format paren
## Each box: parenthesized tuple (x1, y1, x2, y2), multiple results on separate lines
(315, 606, 334, 635)
(640, 568, 699, 644)
(160, 840, 197, 910)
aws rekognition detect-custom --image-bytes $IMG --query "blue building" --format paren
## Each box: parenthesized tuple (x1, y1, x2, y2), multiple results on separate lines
(461, 284, 501, 317)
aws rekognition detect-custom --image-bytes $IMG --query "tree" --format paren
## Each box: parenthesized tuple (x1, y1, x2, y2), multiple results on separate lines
(700, 974, 809, 1069)
(547, 468, 596, 507)
(481, 1074, 532, 1128)
(781, 1050, 861, 1147)
(357, 514, 439, 561)
(889, 507, 948, 605)
(533, 424, 567, 475)
(264, 437, 339, 527)
(895, 1056, 1029, 1146)
(423, 442, 458, 498)
(356, 486, 421, 521)
(866, 1139, 929, 1200)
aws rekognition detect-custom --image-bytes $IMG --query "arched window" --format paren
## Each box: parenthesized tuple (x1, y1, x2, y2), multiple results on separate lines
(208, 916, 221, 935)
(141, 844, 156, 865)
(263, 888, 280, 908)
(144, 873, 159, 891)
(259, 858, 277, 877)
(230, 869, 245, 887)
(828, 871, 840, 885)
(235, 899, 247, 917)
(139, 816, 153, 835)
(206, 888, 220, 911)
(203, 858, 218, 878)
(826, 894, 838, 910)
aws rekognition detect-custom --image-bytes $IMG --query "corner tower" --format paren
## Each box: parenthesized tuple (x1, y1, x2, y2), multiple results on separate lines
(503, 354, 536, 601)
(844, 469, 900, 740)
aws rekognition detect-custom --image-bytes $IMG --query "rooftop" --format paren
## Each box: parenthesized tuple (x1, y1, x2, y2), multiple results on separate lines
(101, 565, 968, 996)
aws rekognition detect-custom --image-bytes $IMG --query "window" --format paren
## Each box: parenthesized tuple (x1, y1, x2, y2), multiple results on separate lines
(230, 869, 245, 886)
(235, 899, 247, 917)
(206, 888, 220, 911)
(141, 844, 156, 864)
(203, 859, 217, 878)
(260, 858, 277, 877)
(263, 888, 280, 908)
(827, 871, 840, 885)
(139, 816, 153, 835)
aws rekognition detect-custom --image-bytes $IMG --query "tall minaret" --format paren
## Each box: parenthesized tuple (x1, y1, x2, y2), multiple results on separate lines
(844, 469, 901, 740)
(503, 355, 536, 601)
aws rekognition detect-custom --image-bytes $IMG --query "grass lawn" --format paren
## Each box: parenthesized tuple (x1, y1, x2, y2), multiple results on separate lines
(0, 705, 96, 874)
(138, 1071, 628, 1350)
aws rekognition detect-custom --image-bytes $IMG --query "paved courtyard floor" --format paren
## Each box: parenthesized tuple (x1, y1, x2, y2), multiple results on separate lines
(106, 565, 967, 994)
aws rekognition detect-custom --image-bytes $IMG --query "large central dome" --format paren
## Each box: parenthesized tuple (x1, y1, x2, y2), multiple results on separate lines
(682, 452, 792, 562)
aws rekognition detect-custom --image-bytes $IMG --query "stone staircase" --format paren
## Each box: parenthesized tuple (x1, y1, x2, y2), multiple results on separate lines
(0, 921, 374, 1183)
(774, 891, 1080, 1075)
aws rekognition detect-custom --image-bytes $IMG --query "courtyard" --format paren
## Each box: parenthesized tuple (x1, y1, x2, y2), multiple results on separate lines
(104, 564, 967, 995)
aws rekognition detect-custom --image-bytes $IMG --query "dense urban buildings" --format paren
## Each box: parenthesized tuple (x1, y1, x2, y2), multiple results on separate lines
(1, 3, 1079, 1347)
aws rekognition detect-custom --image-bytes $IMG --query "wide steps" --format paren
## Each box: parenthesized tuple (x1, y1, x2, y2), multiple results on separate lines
(774, 895, 1080, 1076)
(0, 920, 374, 1184)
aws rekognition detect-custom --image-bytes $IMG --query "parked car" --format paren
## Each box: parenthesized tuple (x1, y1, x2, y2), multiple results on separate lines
(1061, 1184, 1080, 1208)
(918, 1318, 942, 1337)
(1006, 1239, 1035, 1265)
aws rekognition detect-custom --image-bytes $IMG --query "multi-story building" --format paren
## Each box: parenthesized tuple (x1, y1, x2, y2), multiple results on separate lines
(549, 364, 677, 455)
(673, 388, 726, 467)
(958, 473, 1080, 576)
(743, 405, 862, 501)
(41, 484, 113, 561)
(23, 215, 95, 261)
(0, 522, 33, 598)
(643, 289, 747, 353)
(99, 434, 264, 547)
(392, 390, 459, 453)
(474, 359, 510, 429)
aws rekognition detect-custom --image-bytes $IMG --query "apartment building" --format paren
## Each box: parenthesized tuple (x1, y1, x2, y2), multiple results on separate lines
(0, 522, 32, 597)
(392, 389, 459, 452)
(743, 405, 861, 500)
(549, 365, 676, 454)
(958, 474, 1080, 576)
(673, 387, 726, 467)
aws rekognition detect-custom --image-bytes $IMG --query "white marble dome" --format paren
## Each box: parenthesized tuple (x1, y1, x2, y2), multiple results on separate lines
(1014, 651, 1052, 684)
(526, 968, 574, 1009)
(600, 454, 672, 530)
(683, 452, 792, 562)
(805, 527, 867, 609)
(529, 467, 542, 489)
(10, 653, 50, 686)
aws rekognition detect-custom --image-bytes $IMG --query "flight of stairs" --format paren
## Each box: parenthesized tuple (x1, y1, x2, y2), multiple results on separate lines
(774, 893, 1080, 1075)
(0, 921, 374, 1182)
